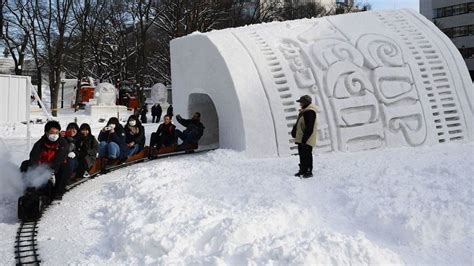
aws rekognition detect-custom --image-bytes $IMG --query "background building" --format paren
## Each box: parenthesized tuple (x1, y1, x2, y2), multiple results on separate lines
(420, 0, 474, 80)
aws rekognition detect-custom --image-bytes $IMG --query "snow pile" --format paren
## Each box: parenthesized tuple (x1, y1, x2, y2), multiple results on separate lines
(38, 142, 473, 265)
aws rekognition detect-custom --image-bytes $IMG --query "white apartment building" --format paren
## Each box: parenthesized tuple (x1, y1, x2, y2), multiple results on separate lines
(420, 0, 474, 80)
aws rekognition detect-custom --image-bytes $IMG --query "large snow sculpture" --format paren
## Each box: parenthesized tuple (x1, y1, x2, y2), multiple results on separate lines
(171, 9, 473, 157)
(87, 82, 130, 117)
(150, 83, 168, 104)
(95, 82, 117, 106)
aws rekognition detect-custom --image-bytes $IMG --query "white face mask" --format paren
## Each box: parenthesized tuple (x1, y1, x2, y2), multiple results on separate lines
(128, 120, 136, 127)
(47, 134, 59, 142)
(108, 124, 116, 129)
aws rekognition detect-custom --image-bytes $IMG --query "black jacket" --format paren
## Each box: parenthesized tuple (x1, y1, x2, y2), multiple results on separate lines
(98, 125, 128, 159)
(76, 135, 99, 169)
(65, 135, 81, 153)
(291, 110, 316, 144)
(156, 123, 176, 146)
(167, 106, 173, 117)
(28, 136, 69, 172)
(151, 104, 162, 116)
(125, 125, 146, 148)
(177, 116, 204, 138)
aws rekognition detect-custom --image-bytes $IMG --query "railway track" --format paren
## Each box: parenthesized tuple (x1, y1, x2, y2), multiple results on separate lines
(14, 147, 214, 265)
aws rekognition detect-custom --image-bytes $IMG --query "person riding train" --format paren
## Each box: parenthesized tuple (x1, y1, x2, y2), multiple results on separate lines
(150, 114, 176, 149)
(20, 121, 72, 200)
(63, 122, 80, 175)
(176, 112, 205, 145)
(98, 117, 128, 162)
(75, 123, 99, 178)
(124, 115, 145, 157)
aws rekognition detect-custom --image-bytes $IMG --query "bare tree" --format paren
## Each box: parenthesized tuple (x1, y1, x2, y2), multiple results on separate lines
(149, 0, 233, 84)
(32, 0, 77, 116)
(0, 0, 5, 35)
(280, 1, 329, 20)
(1, 0, 31, 75)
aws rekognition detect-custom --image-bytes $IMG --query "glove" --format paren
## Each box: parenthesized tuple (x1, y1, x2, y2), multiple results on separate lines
(68, 152, 76, 159)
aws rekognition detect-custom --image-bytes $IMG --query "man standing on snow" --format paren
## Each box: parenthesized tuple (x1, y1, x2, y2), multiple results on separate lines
(151, 103, 162, 123)
(291, 95, 318, 178)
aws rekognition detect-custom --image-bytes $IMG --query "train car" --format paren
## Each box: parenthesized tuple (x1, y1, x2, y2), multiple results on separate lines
(17, 143, 199, 222)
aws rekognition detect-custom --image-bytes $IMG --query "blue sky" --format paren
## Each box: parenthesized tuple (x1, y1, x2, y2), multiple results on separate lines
(367, 0, 420, 11)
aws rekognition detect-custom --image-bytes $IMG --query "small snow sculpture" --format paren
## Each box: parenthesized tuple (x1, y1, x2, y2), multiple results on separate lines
(150, 83, 168, 104)
(95, 83, 117, 106)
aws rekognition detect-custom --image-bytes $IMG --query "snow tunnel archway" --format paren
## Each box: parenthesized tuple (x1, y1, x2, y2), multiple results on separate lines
(171, 9, 473, 158)
(188, 93, 219, 147)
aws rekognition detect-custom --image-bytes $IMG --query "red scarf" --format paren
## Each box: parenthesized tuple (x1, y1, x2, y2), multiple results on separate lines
(39, 142, 60, 165)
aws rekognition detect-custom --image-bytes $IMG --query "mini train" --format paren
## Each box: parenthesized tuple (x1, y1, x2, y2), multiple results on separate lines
(17, 144, 198, 222)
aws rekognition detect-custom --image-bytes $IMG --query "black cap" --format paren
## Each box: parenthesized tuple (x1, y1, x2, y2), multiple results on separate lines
(296, 95, 312, 105)
(45, 120, 61, 132)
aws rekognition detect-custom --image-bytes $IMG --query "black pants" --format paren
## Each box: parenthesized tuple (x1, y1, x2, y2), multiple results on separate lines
(150, 132, 175, 148)
(176, 129, 200, 145)
(298, 144, 313, 173)
(53, 161, 73, 197)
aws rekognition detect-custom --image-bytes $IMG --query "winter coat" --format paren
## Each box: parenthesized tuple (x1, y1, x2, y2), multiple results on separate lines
(125, 125, 146, 149)
(76, 135, 99, 169)
(28, 135, 69, 172)
(166, 106, 173, 117)
(292, 104, 318, 147)
(140, 106, 148, 116)
(98, 125, 128, 159)
(156, 123, 176, 146)
(65, 135, 80, 153)
(176, 116, 204, 139)
(152, 104, 162, 116)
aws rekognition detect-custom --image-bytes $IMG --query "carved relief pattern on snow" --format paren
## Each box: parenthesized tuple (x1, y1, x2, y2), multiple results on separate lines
(356, 34, 404, 69)
(326, 62, 385, 151)
(374, 10, 466, 143)
(245, 31, 300, 153)
(277, 17, 431, 152)
(357, 34, 427, 146)
(310, 39, 365, 69)
(279, 39, 332, 151)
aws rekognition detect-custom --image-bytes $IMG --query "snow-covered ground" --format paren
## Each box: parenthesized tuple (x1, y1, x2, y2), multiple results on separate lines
(0, 109, 473, 265)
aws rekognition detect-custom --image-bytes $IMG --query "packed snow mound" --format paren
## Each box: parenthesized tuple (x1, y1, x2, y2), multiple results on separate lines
(171, 9, 473, 157)
(39, 143, 473, 265)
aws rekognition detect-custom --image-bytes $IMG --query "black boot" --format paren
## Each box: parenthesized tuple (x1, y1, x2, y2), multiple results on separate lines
(301, 167, 313, 178)
(294, 164, 303, 177)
